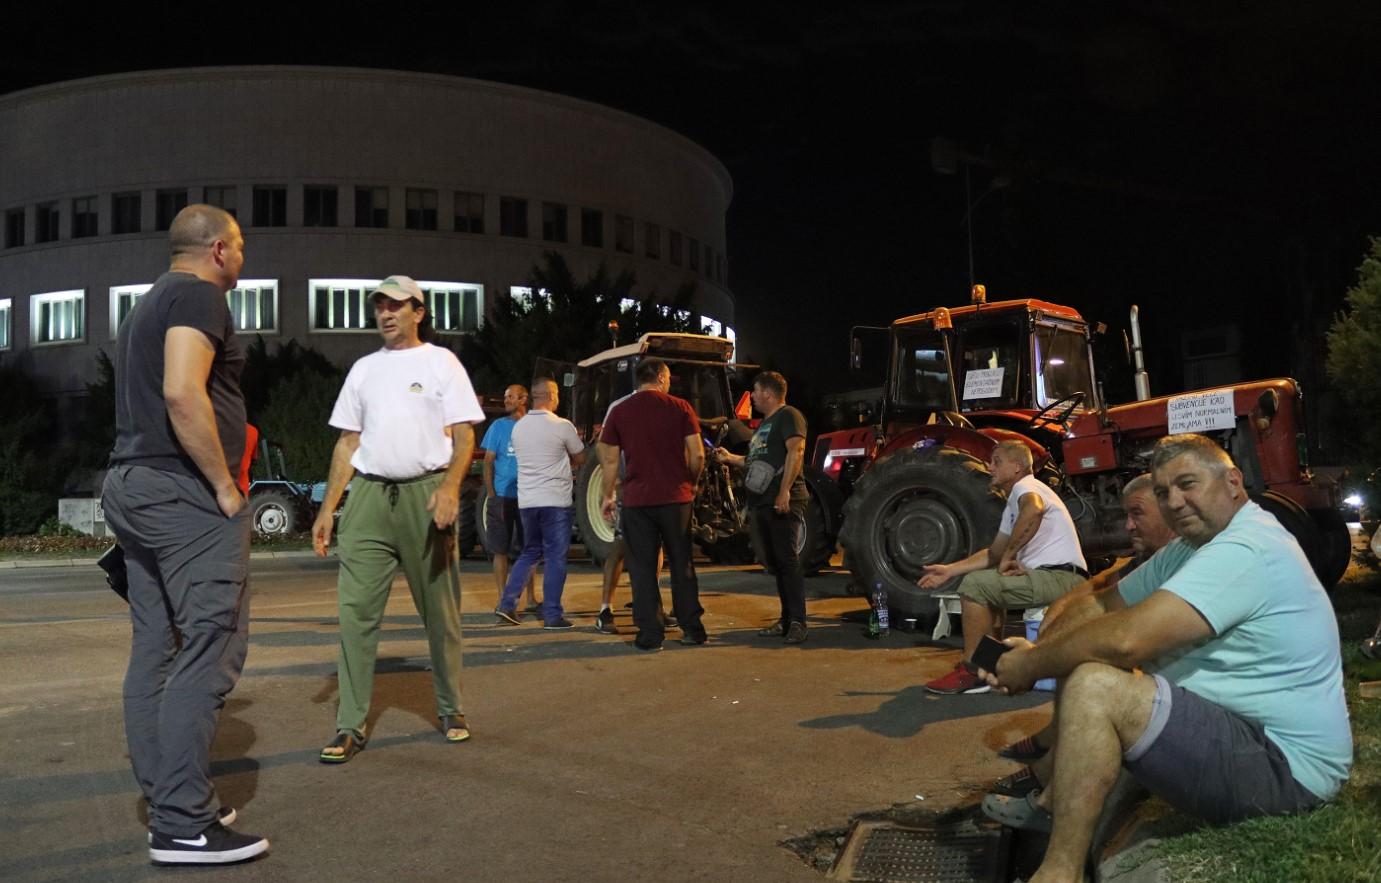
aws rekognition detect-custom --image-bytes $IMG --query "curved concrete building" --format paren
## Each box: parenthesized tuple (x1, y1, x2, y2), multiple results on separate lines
(0, 66, 734, 400)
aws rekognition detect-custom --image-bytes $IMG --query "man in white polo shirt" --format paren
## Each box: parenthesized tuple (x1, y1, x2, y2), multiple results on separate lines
(918, 439, 1088, 694)
(311, 275, 485, 762)
(494, 378, 586, 629)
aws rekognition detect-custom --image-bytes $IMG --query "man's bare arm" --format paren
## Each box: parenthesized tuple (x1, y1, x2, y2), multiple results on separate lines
(427, 423, 476, 530)
(483, 450, 497, 497)
(1039, 558, 1131, 638)
(997, 492, 1045, 571)
(598, 441, 621, 520)
(312, 430, 361, 556)
(164, 326, 240, 517)
(773, 436, 807, 513)
(684, 434, 704, 485)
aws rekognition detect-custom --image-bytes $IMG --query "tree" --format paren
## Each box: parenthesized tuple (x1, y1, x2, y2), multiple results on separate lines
(1326, 236, 1381, 462)
(460, 251, 699, 392)
(0, 364, 72, 534)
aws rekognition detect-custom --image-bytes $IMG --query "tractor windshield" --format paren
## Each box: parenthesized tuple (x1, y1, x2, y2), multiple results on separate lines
(1032, 322, 1094, 408)
(666, 362, 730, 422)
(893, 328, 956, 412)
(956, 318, 1023, 410)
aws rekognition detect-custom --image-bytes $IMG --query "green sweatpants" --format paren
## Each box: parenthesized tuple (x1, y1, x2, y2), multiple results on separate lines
(334, 473, 463, 735)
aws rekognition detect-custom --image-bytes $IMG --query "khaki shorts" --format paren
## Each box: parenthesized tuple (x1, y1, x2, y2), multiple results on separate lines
(957, 566, 1083, 609)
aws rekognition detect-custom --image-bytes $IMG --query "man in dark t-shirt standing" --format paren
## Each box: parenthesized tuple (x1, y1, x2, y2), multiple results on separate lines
(598, 357, 708, 650)
(102, 205, 269, 865)
(715, 371, 811, 643)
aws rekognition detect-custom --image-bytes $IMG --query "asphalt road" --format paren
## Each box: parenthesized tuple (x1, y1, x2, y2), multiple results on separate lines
(0, 554, 1051, 882)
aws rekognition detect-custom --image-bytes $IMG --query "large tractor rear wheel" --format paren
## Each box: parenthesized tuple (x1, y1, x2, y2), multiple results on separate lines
(837, 446, 1002, 619)
(1255, 492, 1349, 590)
(574, 450, 616, 565)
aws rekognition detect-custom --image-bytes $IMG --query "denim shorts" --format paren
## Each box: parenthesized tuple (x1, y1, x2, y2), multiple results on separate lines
(1123, 674, 1320, 824)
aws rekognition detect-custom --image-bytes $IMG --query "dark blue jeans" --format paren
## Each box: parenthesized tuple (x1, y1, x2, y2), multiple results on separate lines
(500, 506, 573, 623)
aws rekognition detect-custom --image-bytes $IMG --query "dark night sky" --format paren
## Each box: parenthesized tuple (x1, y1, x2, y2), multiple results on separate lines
(6, 2, 1381, 400)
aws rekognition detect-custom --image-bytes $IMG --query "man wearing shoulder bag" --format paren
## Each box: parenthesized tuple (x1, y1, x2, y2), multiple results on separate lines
(715, 371, 810, 643)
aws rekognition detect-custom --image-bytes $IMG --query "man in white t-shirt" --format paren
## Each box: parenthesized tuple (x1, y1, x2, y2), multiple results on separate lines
(311, 275, 485, 762)
(917, 439, 1088, 694)
(494, 378, 585, 629)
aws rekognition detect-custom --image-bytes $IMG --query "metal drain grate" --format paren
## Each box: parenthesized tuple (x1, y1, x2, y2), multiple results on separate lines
(829, 819, 1009, 883)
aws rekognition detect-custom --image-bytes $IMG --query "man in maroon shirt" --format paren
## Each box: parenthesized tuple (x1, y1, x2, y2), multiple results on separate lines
(598, 358, 708, 650)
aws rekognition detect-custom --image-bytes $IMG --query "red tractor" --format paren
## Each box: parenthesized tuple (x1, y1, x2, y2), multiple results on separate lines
(818, 287, 1350, 620)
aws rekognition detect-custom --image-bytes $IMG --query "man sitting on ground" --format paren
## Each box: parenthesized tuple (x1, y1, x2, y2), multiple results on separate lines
(980, 434, 1352, 883)
(990, 473, 1176, 796)
(917, 439, 1088, 694)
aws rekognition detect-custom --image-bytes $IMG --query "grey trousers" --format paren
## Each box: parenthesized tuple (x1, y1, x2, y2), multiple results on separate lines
(102, 464, 251, 838)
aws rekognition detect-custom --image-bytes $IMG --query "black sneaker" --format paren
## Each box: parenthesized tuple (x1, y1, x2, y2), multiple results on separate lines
(661, 613, 680, 630)
(785, 622, 808, 644)
(678, 631, 708, 645)
(148, 806, 235, 843)
(149, 823, 269, 865)
(543, 618, 574, 630)
(595, 609, 617, 634)
(495, 607, 521, 626)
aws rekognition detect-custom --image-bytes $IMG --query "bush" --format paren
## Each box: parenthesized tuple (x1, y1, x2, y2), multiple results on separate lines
(1326, 237, 1381, 463)
(0, 364, 70, 535)
(256, 369, 342, 479)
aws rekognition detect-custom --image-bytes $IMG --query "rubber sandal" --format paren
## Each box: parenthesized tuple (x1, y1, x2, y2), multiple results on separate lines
(991, 766, 1041, 797)
(997, 735, 1050, 760)
(981, 790, 1053, 833)
(441, 714, 470, 743)
(757, 622, 786, 637)
(320, 730, 366, 764)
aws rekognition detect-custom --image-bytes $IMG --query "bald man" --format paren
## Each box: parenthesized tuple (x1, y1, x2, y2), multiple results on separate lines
(103, 205, 270, 864)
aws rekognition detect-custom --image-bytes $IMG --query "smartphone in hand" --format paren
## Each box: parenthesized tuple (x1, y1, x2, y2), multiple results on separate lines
(971, 634, 1012, 674)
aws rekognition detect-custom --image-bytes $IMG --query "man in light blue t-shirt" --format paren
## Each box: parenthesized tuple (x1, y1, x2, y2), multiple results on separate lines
(980, 434, 1352, 883)
(481, 384, 535, 610)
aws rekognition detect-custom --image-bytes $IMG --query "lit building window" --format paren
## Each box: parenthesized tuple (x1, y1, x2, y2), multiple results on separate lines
(509, 286, 551, 310)
(644, 222, 661, 259)
(31, 289, 85, 344)
(35, 202, 60, 243)
(156, 188, 188, 231)
(228, 279, 278, 333)
(112, 192, 142, 233)
(406, 189, 438, 231)
(304, 186, 338, 227)
(109, 284, 153, 337)
(309, 278, 382, 331)
(700, 316, 723, 337)
(619, 297, 639, 311)
(204, 186, 237, 218)
(252, 186, 287, 227)
(455, 192, 484, 233)
(356, 187, 389, 228)
(72, 197, 98, 238)
(542, 202, 568, 242)
(419, 281, 483, 333)
(615, 215, 633, 253)
(0, 298, 11, 350)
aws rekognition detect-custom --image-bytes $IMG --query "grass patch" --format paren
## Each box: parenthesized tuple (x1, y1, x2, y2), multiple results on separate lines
(0, 532, 314, 561)
(1147, 566, 1381, 883)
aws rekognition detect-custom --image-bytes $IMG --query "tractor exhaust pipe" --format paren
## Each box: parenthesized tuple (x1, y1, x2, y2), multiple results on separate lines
(1130, 305, 1150, 401)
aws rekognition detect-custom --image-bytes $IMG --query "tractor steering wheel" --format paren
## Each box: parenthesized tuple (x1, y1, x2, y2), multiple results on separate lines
(1029, 392, 1086, 432)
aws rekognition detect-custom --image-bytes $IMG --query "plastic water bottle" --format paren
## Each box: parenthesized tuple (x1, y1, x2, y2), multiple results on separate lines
(865, 582, 889, 639)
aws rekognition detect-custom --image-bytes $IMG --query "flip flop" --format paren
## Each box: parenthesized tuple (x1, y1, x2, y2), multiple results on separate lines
(319, 730, 366, 764)
(981, 790, 1053, 833)
(997, 735, 1050, 760)
(991, 766, 1041, 797)
(442, 714, 471, 743)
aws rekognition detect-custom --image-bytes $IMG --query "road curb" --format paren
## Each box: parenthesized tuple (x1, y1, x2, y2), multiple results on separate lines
(0, 549, 327, 569)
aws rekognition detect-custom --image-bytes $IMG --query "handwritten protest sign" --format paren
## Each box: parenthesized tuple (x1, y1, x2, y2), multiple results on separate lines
(962, 368, 1005, 400)
(1167, 389, 1236, 434)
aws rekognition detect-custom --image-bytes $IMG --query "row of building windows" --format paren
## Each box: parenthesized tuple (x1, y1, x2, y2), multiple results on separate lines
(0, 283, 734, 351)
(3, 186, 729, 284)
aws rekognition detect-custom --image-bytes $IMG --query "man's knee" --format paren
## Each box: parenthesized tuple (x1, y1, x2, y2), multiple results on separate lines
(1062, 663, 1157, 735)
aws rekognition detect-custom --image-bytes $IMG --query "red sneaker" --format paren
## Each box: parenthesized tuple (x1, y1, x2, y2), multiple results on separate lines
(925, 661, 992, 694)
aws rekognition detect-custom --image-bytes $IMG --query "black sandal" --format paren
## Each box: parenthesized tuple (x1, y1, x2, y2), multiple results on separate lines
(441, 714, 470, 743)
(757, 622, 786, 637)
(320, 730, 366, 764)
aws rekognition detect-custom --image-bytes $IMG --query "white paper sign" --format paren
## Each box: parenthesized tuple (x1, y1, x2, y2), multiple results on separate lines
(962, 367, 1005, 400)
(1167, 389, 1236, 434)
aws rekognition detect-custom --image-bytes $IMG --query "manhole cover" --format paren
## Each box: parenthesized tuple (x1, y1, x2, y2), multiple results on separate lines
(829, 818, 1009, 883)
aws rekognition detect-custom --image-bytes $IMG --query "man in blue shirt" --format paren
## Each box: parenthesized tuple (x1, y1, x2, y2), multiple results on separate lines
(482, 384, 535, 610)
(981, 434, 1351, 882)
